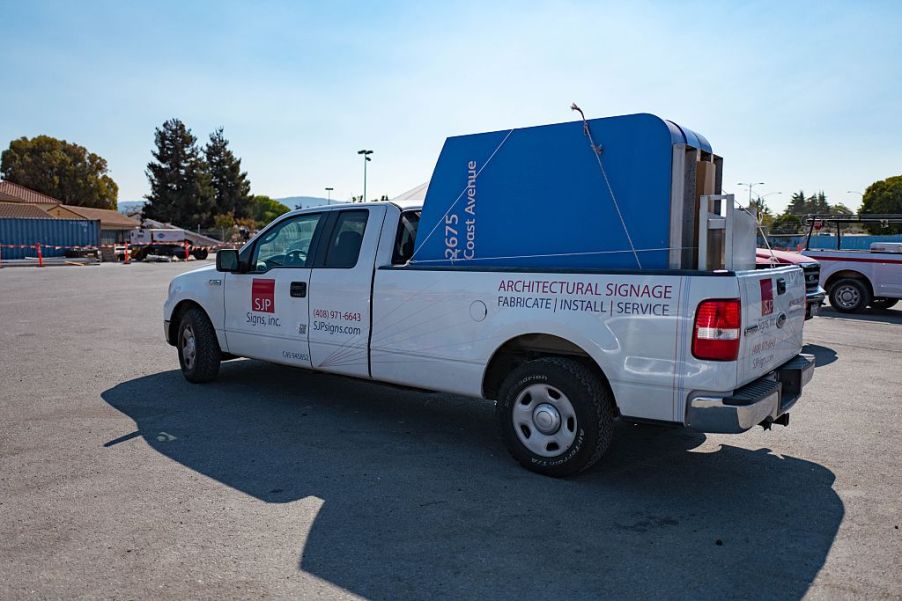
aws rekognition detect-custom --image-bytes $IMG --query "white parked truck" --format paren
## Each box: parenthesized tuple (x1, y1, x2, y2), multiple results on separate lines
(129, 228, 211, 261)
(801, 215, 902, 312)
(164, 200, 813, 476)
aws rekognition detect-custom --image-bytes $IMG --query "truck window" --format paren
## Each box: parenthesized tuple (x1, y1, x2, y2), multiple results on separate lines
(323, 210, 369, 268)
(252, 213, 322, 271)
(392, 210, 420, 265)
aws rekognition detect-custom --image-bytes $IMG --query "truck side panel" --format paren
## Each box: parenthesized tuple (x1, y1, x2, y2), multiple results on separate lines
(371, 268, 749, 423)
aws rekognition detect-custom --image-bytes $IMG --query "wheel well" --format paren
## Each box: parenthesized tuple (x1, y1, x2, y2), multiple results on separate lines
(824, 270, 873, 296)
(482, 334, 616, 412)
(168, 300, 204, 346)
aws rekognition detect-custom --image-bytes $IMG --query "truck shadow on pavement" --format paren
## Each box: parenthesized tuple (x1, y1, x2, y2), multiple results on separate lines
(802, 343, 837, 367)
(102, 360, 843, 601)
(819, 305, 902, 325)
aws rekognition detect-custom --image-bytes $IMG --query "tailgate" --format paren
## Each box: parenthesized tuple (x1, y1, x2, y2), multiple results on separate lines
(736, 265, 806, 386)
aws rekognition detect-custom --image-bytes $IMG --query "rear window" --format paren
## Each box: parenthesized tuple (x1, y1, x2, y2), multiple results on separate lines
(324, 210, 368, 268)
(393, 210, 420, 264)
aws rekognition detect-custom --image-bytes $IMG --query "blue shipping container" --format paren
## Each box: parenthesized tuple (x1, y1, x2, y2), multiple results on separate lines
(412, 113, 714, 270)
(0, 218, 100, 260)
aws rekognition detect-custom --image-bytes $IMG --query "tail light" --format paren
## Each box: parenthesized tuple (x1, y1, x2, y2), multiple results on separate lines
(692, 299, 741, 361)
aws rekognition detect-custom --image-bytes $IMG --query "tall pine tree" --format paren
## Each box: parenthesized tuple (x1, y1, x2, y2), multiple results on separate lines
(205, 128, 251, 219)
(787, 190, 808, 216)
(144, 119, 215, 227)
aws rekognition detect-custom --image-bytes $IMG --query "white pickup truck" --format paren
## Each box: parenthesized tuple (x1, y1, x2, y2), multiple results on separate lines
(164, 201, 814, 476)
(800, 216, 902, 313)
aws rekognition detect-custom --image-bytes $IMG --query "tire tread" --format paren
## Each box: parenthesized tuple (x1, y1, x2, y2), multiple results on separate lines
(496, 357, 615, 477)
(179, 306, 221, 383)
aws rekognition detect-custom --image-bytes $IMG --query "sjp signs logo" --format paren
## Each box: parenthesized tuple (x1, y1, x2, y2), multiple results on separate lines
(252, 279, 275, 313)
(760, 278, 774, 316)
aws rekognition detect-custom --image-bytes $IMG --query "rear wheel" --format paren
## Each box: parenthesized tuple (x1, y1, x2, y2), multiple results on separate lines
(870, 298, 898, 310)
(177, 307, 221, 383)
(496, 357, 615, 477)
(829, 278, 870, 313)
(192, 248, 209, 260)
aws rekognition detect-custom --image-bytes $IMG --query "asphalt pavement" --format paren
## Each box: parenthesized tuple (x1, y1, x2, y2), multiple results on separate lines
(1, 262, 900, 600)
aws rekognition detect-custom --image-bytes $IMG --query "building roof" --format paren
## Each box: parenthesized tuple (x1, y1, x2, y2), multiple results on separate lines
(58, 204, 139, 229)
(0, 202, 54, 219)
(0, 180, 63, 205)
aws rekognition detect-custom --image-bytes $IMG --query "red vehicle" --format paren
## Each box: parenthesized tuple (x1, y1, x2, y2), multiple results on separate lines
(756, 248, 825, 319)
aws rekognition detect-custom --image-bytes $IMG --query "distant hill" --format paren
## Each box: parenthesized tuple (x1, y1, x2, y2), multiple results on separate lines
(118, 200, 146, 215)
(117, 196, 345, 216)
(277, 196, 347, 210)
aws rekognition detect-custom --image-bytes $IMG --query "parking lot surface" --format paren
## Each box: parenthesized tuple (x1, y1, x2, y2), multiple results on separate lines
(1, 262, 901, 600)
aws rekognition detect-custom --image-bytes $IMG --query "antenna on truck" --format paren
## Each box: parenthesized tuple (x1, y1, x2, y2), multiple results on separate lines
(571, 102, 642, 268)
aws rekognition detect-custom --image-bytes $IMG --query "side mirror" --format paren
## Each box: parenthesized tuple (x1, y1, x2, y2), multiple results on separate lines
(216, 248, 240, 272)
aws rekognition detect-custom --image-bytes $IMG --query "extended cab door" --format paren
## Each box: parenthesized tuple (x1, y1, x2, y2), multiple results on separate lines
(307, 206, 385, 377)
(223, 211, 326, 367)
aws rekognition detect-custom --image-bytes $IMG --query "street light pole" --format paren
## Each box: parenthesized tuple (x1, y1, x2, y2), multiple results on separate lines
(325, 187, 333, 202)
(737, 182, 766, 204)
(357, 149, 373, 202)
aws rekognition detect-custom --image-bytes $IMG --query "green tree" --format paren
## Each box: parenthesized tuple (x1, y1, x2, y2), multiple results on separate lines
(809, 191, 830, 215)
(830, 202, 854, 216)
(750, 197, 774, 226)
(770, 213, 803, 235)
(248, 195, 290, 227)
(787, 190, 808, 216)
(205, 128, 251, 219)
(860, 175, 902, 234)
(0, 135, 118, 209)
(144, 119, 215, 227)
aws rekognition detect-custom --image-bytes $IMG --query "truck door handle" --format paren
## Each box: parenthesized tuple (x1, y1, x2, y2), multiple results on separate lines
(290, 282, 307, 298)
(776, 278, 786, 295)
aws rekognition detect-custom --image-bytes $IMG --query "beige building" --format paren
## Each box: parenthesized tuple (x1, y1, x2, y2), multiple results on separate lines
(46, 204, 139, 246)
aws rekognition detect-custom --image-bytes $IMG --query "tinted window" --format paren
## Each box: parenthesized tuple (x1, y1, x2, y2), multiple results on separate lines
(252, 213, 321, 271)
(324, 210, 368, 268)
(393, 210, 420, 264)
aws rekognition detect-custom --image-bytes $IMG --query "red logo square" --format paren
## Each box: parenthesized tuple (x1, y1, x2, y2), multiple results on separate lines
(760, 279, 774, 316)
(251, 279, 275, 313)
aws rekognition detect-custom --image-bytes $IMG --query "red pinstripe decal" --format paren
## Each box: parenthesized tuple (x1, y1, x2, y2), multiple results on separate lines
(813, 255, 902, 265)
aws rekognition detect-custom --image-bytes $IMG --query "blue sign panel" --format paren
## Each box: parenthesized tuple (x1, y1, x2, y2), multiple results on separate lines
(412, 113, 710, 270)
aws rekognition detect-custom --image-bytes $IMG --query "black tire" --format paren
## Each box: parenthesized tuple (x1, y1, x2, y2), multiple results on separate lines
(192, 248, 209, 260)
(870, 298, 899, 310)
(829, 278, 871, 313)
(495, 357, 615, 477)
(177, 307, 221, 383)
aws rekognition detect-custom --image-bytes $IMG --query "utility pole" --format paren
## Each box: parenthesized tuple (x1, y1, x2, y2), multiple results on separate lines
(737, 182, 765, 204)
(357, 149, 373, 202)
(324, 187, 333, 202)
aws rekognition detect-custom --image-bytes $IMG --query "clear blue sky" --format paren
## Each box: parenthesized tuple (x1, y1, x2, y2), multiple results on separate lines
(2, 0, 900, 211)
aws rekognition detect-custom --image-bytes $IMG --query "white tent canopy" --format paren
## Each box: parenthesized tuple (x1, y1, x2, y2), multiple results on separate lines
(390, 182, 428, 207)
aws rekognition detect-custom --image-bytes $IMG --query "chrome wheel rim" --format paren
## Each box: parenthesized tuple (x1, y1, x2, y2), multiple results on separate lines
(513, 383, 577, 457)
(836, 285, 860, 310)
(181, 325, 197, 370)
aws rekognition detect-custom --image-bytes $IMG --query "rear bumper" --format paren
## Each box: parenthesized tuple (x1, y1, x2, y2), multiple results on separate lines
(685, 353, 815, 433)
(806, 287, 826, 319)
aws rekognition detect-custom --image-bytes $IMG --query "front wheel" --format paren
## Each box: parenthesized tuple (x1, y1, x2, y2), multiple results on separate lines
(870, 298, 899, 310)
(829, 278, 871, 313)
(496, 357, 615, 477)
(177, 307, 221, 383)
